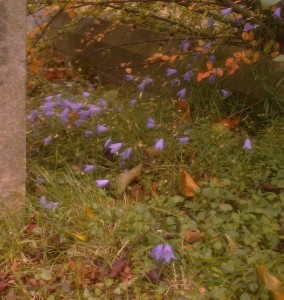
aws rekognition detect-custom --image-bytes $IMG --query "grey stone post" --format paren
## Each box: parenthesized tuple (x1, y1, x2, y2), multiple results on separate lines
(0, 1, 26, 212)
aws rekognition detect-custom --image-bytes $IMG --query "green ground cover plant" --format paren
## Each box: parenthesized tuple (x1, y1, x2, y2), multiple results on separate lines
(1, 76, 283, 299)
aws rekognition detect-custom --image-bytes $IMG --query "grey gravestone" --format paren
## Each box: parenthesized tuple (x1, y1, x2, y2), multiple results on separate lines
(0, 0, 26, 212)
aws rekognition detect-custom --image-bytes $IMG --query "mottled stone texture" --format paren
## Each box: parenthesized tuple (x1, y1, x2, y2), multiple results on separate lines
(0, 1, 26, 211)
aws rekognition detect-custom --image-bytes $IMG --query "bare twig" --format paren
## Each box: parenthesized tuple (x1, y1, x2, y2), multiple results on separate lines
(32, 1, 70, 48)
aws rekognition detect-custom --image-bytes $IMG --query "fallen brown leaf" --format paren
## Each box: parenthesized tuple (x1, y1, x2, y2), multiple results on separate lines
(257, 265, 284, 299)
(184, 229, 205, 244)
(180, 171, 199, 197)
(117, 163, 143, 194)
(109, 258, 132, 278)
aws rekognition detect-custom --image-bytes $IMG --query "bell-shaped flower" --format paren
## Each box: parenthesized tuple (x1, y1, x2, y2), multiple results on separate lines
(166, 68, 177, 77)
(208, 16, 214, 26)
(221, 7, 232, 17)
(84, 130, 93, 137)
(221, 89, 230, 99)
(27, 110, 40, 122)
(120, 148, 132, 160)
(146, 117, 156, 129)
(151, 244, 164, 260)
(182, 41, 190, 52)
(154, 139, 164, 151)
(182, 71, 194, 82)
(96, 179, 109, 188)
(82, 91, 90, 97)
(177, 88, 187, 99)
(97, 125, 108, 134)
(178, 137, 189, 143)
(43, 136, 52, 145)
(243, 138, 252, 150)
(84, 165, 96, 173)
(109, 143, 122, 153)
(272, 7, 281, 19)
(243, 23, 254, 32)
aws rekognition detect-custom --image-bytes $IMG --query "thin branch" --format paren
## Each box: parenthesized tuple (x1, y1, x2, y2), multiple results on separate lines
(32, 1, 70, 48)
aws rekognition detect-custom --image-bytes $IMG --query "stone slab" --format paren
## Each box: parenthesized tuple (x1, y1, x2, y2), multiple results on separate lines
(0, 1, 26, 212)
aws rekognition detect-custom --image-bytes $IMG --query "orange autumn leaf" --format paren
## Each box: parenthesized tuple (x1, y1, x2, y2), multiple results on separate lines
(169, 54, 178, 63)
(271, 291, 284, 300)
(251, 40, 260, 47)
(161, 55, 171, 62)
(228, 67, 238, 75)
(206, 61, 213, 70)
(220, 116, 240, 129)
(197, 72, 204, 82)
(273, 42, 280, 51)
(242, 32, 254, 41)
(271, 51, 280, 58)
(257, 265, 283, 294)
(243, 57, 252, 64)
(125, 67, 132, 74)
(253, 51, 260, 62)
(247, 31, 254, 41)
(181, 171, 199, 197)
(225, 57, 234, 67)
(31, 59, 43, 74)
(65, 8, 76, 18)
(146, 52, 163, 63)
(217, 68, 224, 77)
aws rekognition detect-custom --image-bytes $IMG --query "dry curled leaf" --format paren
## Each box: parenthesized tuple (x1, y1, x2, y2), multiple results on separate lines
(184, 229, 205, 244)
(225, 234, 237, 252)
(180, 171, 199, 197)
(116, 163, 143, 194)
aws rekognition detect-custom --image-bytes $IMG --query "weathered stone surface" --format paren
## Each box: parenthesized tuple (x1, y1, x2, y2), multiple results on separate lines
(33, 11, 180, 84)
(0, 1, 26, 212)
